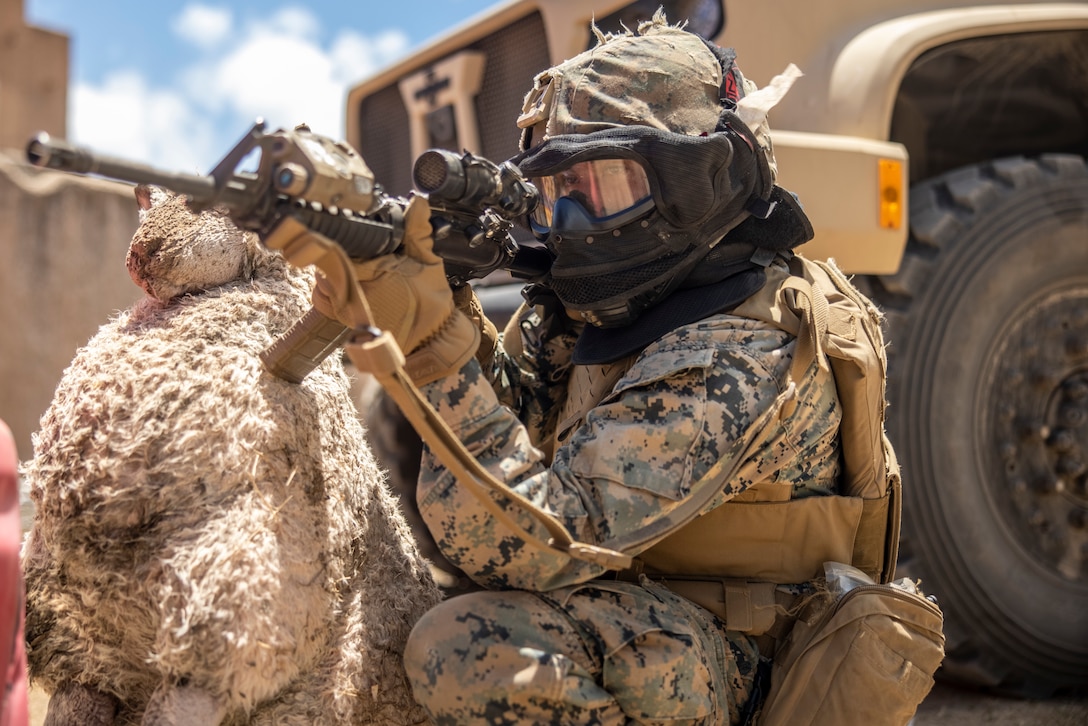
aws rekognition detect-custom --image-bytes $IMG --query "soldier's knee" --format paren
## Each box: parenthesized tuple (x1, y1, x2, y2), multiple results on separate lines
(404, 591, 507, 699)
(406, 589, 573, 716)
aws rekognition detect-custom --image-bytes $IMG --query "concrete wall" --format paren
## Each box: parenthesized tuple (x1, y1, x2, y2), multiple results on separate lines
(0, 0, 68, 150)
(0, 0, 91, 461)
(0, 151, 140, 460)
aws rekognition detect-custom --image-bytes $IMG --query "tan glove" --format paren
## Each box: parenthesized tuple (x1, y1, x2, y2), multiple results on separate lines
(313, 194, 479, 385)
(451, 283, 499, 370)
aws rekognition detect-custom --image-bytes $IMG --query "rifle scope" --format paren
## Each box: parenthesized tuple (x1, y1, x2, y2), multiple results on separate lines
(413, 149, 538, 220)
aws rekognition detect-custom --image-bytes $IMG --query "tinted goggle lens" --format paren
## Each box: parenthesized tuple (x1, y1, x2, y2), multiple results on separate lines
(530, 158, 652, 230)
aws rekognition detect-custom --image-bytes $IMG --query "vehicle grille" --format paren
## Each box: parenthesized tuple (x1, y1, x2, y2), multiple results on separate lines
(354, 11, 550, 198)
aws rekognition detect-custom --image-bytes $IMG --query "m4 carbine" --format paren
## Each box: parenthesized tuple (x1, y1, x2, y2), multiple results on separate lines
(27, 122, 636, 572)
(26, 120, 549, 381)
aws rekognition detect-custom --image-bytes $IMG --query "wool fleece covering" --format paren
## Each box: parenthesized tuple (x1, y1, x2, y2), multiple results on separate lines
(21, 187, 440, 726)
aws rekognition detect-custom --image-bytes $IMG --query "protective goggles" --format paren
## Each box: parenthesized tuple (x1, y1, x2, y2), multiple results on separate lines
(528, 158, 653, 235)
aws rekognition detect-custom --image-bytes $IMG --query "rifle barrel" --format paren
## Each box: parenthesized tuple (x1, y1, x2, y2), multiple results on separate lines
(25, 133, 219, 203)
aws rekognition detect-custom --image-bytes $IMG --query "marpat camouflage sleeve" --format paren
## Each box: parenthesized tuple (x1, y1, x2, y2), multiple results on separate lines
(416, 313, 841, 591)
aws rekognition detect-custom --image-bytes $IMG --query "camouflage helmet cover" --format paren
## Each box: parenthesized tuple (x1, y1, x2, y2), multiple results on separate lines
(517, 11, 778, 181)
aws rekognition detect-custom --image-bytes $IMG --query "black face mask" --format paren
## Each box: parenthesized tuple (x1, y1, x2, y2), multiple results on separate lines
(512, 119, 773, 327)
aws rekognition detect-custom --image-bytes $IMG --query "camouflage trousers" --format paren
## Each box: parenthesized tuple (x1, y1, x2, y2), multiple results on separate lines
(403, 578, 761, 725)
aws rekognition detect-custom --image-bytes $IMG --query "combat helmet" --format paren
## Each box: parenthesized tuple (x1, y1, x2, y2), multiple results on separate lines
(513, 11, 811, 331)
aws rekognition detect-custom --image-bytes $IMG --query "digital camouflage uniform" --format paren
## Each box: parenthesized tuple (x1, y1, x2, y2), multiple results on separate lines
(405, 300, 840, 724)
(403, 16, 839, 726)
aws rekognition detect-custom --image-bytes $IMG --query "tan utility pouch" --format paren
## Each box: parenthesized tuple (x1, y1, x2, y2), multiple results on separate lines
(758, 563, 945, 726)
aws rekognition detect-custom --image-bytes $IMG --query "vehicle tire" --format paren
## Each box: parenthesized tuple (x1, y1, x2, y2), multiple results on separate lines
(862, 155, 1088, 697)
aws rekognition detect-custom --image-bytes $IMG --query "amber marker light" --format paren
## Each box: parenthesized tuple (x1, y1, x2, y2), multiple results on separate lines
(878, 158, 904, 230)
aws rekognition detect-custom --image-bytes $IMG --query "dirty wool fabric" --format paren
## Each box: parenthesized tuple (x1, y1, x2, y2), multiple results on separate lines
(23, 192, 439, 725)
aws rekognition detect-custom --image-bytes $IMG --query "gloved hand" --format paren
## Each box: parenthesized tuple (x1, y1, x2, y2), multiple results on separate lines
(313, 193, 479, 385)
(451, 283, 499, 370)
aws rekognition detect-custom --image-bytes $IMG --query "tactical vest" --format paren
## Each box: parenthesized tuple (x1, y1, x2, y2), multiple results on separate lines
(561, 256, 901, 634)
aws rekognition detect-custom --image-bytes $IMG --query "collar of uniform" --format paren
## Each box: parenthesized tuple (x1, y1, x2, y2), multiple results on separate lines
(572, 267, 767, 365)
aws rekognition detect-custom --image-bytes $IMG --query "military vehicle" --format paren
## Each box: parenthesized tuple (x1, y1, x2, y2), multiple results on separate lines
(343, 0, 1088, 697)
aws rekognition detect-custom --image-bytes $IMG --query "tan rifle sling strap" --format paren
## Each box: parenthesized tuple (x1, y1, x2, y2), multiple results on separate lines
(264, 215, 633, 571)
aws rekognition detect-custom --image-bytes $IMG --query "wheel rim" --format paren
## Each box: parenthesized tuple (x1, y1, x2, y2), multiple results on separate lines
(983, 285, 1088, 583)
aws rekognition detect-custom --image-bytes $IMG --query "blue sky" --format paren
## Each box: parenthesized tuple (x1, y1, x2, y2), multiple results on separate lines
(25, 1, 502, 172)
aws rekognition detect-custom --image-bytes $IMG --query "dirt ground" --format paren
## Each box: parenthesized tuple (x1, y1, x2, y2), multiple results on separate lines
(26, 680, 1088, 724)
(913, 682, 1088, 725)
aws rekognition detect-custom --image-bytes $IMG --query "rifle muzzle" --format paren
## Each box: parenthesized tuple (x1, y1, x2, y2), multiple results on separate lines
(26, 133, 93, 173)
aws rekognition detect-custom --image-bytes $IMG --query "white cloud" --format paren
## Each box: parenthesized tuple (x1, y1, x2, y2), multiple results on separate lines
(182, 8, 410, 144)
(263, 6, 321, 42)
(70, 6, 411, 171)
(70, 72, 218, 174)
(187, 32, 342, 138)
(330, 28, 410, 85)
(172, 4, 233, 51)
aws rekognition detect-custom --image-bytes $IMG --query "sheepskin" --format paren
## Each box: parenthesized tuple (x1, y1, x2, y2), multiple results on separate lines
(352, 374, 476, 596)
(21, 186, 441, 726)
